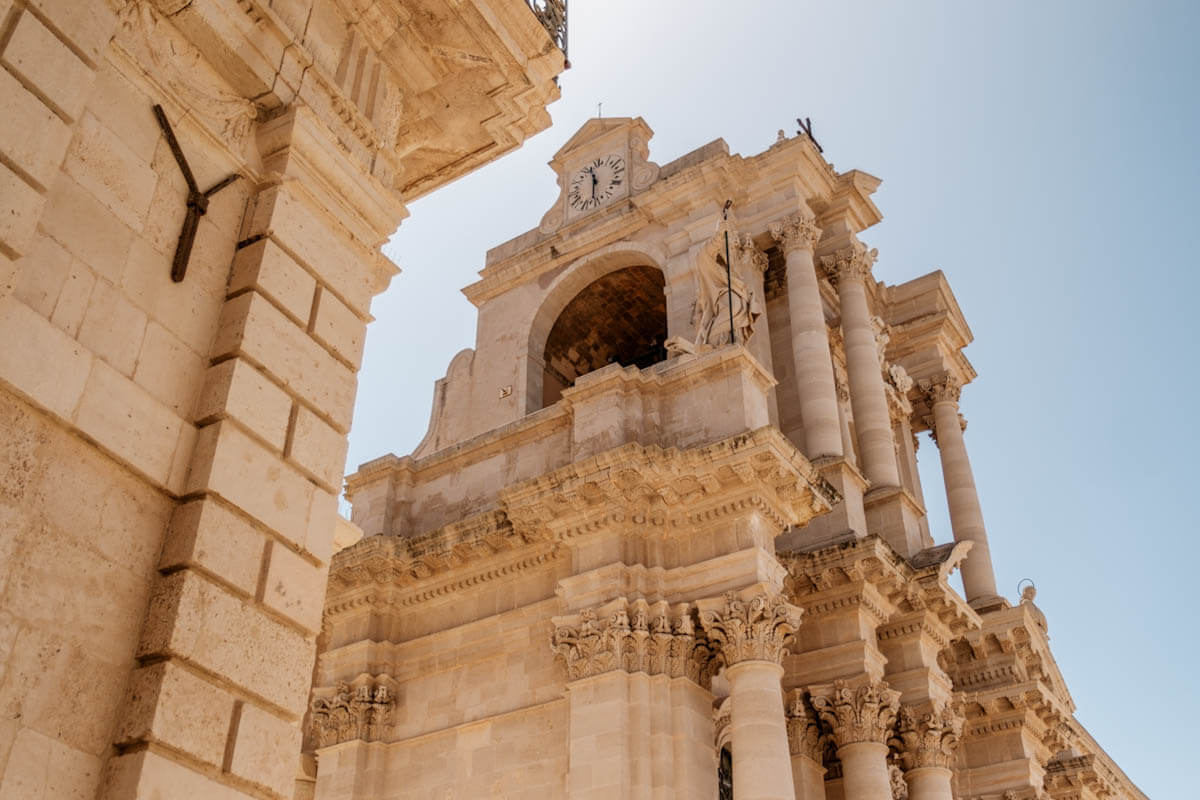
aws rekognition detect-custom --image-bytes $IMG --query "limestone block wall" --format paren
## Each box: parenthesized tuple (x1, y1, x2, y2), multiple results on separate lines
(0, 1, 565, 798)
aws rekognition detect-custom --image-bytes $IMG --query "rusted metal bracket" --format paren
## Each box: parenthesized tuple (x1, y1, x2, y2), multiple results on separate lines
(152, 104, 240, 282)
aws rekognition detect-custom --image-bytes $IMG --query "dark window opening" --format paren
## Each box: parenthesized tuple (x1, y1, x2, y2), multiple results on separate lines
(718, 746, 733, 800)
(541, 265, 667, 408)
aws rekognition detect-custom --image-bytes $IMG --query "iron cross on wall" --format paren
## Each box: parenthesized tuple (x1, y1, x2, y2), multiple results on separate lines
(152, 104, 241, 282)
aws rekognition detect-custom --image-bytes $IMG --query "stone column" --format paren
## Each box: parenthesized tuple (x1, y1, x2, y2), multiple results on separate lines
(769, 214, 843, 459)
(923, 375, 1000, 606)
(698, 589, 803, 800)
(810, 679, 901, 800)
(822, 244, 902, 489)
(893, 703, 964, 800)
(785, 691, 827, 800)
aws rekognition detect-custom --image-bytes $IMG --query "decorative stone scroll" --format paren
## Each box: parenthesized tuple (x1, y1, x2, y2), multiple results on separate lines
(769, 214, 822, 255)
(713, 696, 733, 750)
(696, 589, 802, 667)
(891, 702, 965, 771)
(785, 689, 826, 762)
(550, 599, 717, 686)
(820, 242, 878, 285)
(692, 219, 764, 348)
(309, 680, 395, 747)
(810, 679, 901, 747)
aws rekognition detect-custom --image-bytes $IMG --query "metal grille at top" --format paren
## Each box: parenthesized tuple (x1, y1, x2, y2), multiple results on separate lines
(527, 0, 567, 60)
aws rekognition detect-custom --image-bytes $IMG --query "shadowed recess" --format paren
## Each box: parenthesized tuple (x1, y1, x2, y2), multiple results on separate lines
(541, 265, 667, 407)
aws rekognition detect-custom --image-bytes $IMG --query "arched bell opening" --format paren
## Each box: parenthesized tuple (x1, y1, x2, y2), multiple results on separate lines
(540, 264, 667, 408)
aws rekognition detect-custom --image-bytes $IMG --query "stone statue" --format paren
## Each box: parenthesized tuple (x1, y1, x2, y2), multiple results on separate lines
(692, 218, 762, 348)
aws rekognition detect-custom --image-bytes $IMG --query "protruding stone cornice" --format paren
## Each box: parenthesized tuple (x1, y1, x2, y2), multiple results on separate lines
(696, 587, 802, 667)
(810, 678, 901, 747)
(820, 241, 878, 284)
(781, 536, 980, 639)
(891, 702, 965, 771)
(769, 214, 822, 255)
(785, 689, 826, 762)
(550, 598, 717, 686)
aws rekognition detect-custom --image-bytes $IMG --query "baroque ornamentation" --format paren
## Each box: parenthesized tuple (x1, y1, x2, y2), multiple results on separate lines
(697, 589, 802, 667)
(891, 702, 965, 771)
(735, 232, 769, 274)
(810, 679, 901, 746)
(629, 131, 661, 191)
(820, 242, 878, 285)
(785, 689, 825, 762)
(769, 214, 822, 255)
(550, 600, 717, 686)
(889, 763, 909, 800)
(309, 681, 395, 747)
(713, 696, 732, 750)
(692, 219, 763, 348)
(920, 374, 962, 406)
(889, 364, 914, 393)
(118, 1, 259, 142)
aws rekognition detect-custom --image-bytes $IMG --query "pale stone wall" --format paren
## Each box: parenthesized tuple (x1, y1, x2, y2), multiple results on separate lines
(0, 1, 565, 798)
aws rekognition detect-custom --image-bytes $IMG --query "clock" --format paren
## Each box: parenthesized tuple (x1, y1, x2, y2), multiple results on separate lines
(567, 154, 625, 212)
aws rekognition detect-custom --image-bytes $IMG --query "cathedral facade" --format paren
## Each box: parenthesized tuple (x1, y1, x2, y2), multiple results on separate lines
(316, 118, 1144, 800)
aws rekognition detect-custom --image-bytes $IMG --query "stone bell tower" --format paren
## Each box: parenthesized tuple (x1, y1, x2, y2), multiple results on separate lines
(308, 120, 1144, 800)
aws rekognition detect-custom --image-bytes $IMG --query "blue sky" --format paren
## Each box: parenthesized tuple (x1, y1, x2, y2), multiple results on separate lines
(350, 2, 1199, 795)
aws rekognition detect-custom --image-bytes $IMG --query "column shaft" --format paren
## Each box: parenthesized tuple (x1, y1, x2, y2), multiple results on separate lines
(905, 766, 955, 800)
(785, 246, 843, 458)
(837, 741, 893, 800)
(727, 662, 797, 800)
(790, 755, 826, 800)
(931, 397, 999, 603)
(836, 275, 901, 488)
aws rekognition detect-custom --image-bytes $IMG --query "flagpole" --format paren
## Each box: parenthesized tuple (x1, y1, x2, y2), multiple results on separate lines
(723, 200, 735, 345)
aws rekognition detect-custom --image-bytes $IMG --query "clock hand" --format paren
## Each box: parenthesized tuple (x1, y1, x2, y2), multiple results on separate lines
(591, 170, 597, 200)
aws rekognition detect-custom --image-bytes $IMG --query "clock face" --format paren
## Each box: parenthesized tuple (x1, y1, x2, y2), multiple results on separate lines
(567, 154, 625, 212)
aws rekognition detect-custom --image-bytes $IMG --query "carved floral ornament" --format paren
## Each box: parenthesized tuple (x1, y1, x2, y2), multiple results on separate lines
(820, 241, 879, 285)
(696, 589, 802, 667)
(810, 678, 901, 746)
(309, 680, 395, 748)
(890, 701, 966, 771)
(769, 214, 822, 255)
(550, 599, 717, 686)
(920, 374, 963, 406)
(784, 689, 826, 762)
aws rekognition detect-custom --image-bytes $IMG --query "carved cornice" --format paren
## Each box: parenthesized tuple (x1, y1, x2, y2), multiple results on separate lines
(697, 588, 802, 667)
(309, 679, 395, 748)
(891, 702, 965, 771)
(550, 598, 716, 687)
(820, 242, 878, 285)
(810, 678, 901, 747)
(785, 689, 826, 762)
(769, 214, 822, 255)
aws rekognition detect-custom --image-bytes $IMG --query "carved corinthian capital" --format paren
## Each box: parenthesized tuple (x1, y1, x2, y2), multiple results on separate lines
(785, 689, 826, 762)
(696, 589, 802, 667)
(919, 374, 962, 406)
(769, 214, 822, 255)
(810, 679, 901, 747)
(309, 681, 395, 748)
(550, 600, 716, 686)
(891, 702, 965, 771)
(820, 242, 878, 284)
(735, 232, 769, 273)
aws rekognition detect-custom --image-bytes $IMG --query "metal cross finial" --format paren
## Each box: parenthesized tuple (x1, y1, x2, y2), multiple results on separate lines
(152, 104, 240, 282)
(796, 117, 823, 153)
